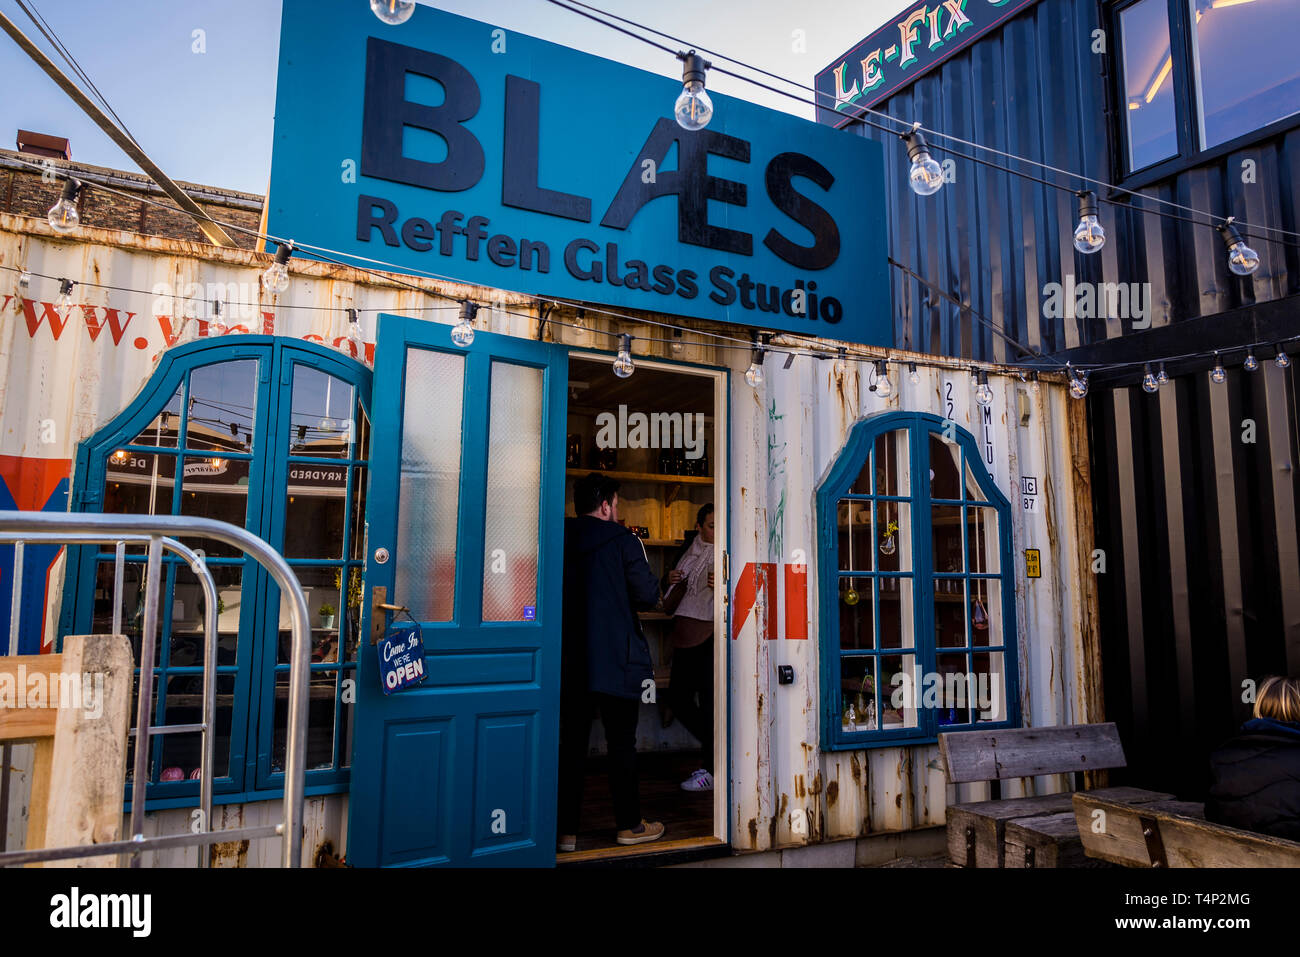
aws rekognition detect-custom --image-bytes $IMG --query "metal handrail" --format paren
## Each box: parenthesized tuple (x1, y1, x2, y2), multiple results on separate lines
(0, 512, 310, 868)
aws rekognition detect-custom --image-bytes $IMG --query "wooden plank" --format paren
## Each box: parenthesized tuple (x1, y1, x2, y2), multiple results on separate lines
(24, 738, 53, 859)
(0, 654, 64, 743)
(1004, 811, 1103, 869)
(38, 635, 133, 868)
(940, 723, 1127, 783)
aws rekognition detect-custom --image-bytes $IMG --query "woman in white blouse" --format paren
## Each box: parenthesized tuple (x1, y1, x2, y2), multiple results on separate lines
(663, 504, 715, 792)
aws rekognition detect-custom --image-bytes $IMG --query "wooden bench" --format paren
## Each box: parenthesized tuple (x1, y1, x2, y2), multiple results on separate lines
(1073, 793, 1300, 868)
(939, 722, 1174, 867)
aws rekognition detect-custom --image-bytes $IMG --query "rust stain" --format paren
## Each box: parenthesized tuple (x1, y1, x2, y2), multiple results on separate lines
(209, 838, 249, 868)
(794, 774, 805, 799)
(850, 752, 862, 786)
(768, 815, 777, 848)
(808, 772, 822, 795)
(778, 792, 788, 818)
(826, 779, 839, 807)
(747, 817, 758, 847)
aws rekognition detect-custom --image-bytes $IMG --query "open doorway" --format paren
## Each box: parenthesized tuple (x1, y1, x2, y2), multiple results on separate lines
(559, 353, 728, 861)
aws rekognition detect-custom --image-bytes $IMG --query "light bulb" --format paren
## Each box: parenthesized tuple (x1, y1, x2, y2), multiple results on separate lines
(834, 348, 848, 376)
(671, 330, 684, 355)
(674, 52, 713, 131)
(47, 179, 81, 234)
(902, 128, 943, 196)
(348, 315, 365, 353)
(1029, 372, 1041, 396)
(974, 370, 993, 406)
(1068, 365, 1089, 399)
(1217, 221, 1259, 276)
(613, 333, 635, 378)
(57, 278, 75, 312)
(1073, 191, 1105, 254)
(1142, 363, 1158, 393)
(1276, 346, 1290, 369)
(745, 347, 765, 388)
(370, 0, 415, 24)
(17, 271, 31, 294)
(1243, 349, 1258, 372)
(1211, 352, 1226, 384)
(908, 362, 920, 385)
(111, 449, 128, 464)
(209, 457, 225, 470)
(452, 300, 477, 348)
(873, 359, 893, 399)
(263, 242, 293, 293)
(1156, 363, 1168, 386)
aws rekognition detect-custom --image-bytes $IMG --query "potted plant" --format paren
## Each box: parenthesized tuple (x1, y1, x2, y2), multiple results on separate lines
(319, 603, 336, 629)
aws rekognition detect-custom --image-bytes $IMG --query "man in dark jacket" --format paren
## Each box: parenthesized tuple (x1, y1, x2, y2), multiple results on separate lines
(1205, 676, 1300, 842)
(556, 473, 665, 850)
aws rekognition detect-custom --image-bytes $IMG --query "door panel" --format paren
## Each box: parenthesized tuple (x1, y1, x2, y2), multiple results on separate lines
(349, 316, 567, 867)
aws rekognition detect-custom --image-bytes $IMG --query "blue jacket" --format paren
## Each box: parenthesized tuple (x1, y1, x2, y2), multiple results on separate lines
(561, 516, 661, 699)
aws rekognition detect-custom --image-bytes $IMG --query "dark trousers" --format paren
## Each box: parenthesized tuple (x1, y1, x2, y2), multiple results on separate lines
(557, 689, 641, 833)
(668, 636, 714, 771)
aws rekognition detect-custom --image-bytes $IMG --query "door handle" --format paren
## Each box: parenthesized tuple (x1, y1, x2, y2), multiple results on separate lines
(370, 585, 410, 644)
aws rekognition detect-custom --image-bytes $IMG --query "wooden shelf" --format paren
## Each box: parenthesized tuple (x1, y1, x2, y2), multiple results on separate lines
(565, 468, 713, 486)
(643, 539, 683, 549)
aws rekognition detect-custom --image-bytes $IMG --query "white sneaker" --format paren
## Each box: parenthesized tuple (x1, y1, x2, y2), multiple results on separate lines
(680, 769, 713, 792)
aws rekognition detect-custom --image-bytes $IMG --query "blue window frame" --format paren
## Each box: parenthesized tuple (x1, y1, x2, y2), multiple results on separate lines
(817, 412, 1019, 750)
(60, 337, 371, 808)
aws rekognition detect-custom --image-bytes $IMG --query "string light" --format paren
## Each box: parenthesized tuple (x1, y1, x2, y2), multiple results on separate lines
(1073, 191, 1105, 255)
(208, 299, 227, 336)
(973, 369, 993, 406)
(57, 278, 75, 312)
(872, 359, 893, 399)
(1243, 348, 1258, 372)
(671, 327, 684, 355)
(47, 178, 82, 234)
(370, 0, 415, 24)
(1211, 351, 1227, 383)
(263, 241, 294, 293)
(1276, 345, 1291, 369)
(346, 308, 365, 355)
(111, 449, 128, 464)
(17, 270, 31, 294)
(834, 347, 848, 376)
(1028, 371, 1040, 396)
(452, 300, 477, 347)
(674, 51, 713, 131)
(1216, 219, 1260, 276)
(901, 125, 943, 196)
(744, 341, 765, 388)
(1142, 363, 1158, 393)
(908, 361, 920, 385)
(1156, 363, 1168, 387)
(613, 333, 635, 378)
(1068, 363, 1088, 399)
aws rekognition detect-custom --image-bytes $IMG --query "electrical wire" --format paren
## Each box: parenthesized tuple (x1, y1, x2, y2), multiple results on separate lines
(543, 0, 1300, 246)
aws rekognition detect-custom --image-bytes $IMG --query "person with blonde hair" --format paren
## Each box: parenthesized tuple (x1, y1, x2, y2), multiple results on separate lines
(1205, 676, 1300, 840)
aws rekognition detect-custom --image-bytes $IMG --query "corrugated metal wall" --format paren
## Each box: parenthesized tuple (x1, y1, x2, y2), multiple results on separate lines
(834, 0, 1300, 797)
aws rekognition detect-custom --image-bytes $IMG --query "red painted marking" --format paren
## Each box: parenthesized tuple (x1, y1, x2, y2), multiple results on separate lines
(784, 563, 808, 639)
(731, 562, 778, 640)
(21, 299, 72, 340)
(0, 455, 71, 512)
(81, 305, 136, 346)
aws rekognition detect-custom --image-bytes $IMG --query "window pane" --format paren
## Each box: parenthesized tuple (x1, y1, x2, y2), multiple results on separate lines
(290, 367, 355, 459)
(187, 360, 258, 453)
(105, 451, 175, 514)
(874, 430, 909, 496)
(876, 500, 910, 573)
(929, 434, 961, 500)
(934, 578, 968, 649)
(1190, 0, 1299, 149)
(963, 455, 987, 501)
(395, 349, 464, 622)
(973, 652, 1007, 722)
(179, 456, 250, 558)
(966, 505, 1000, 574)
(271, 672, 337, 773)
(276, 565, 345, 665)
(936, 652, 973, 726)
(840, 657, 878, 732)
(880, 654, 920, 730)
(169, 563, 242, 667)
(839, 581, 874, 650)
(129, 384, 182, 447)
(1121, 0, 1179, 170)
(932, 504, 964, 573)
(836, 501, 873, 571)
(482, 363, 543, 622)
(159, 675, 235, 779)
(349, 467, 368, 560)
(970, 578, 1002, 648)
(877, 576, 913, 650)
(284, 462, 348, 559)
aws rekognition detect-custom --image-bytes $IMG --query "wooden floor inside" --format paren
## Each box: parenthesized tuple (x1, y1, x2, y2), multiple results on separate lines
(562, 750, 715, 856)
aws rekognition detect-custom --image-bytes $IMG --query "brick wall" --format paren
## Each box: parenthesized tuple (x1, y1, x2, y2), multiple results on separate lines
(0, 151, 265, 249)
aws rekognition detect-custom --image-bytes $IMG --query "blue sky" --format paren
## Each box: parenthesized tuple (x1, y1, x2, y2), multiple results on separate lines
(0, 0, 900, 194)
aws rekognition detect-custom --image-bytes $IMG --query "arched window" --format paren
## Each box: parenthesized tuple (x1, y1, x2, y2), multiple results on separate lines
(816, 412, 1019, 749)
(61, 337, 371, 806)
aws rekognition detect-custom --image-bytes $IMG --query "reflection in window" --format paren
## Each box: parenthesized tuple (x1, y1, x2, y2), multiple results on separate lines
(1121, 0, 1179, 170)
(1189, 0, 1300, 149)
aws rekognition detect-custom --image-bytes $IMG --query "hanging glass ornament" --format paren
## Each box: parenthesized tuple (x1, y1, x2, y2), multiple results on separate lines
(842, 587, 860, 606)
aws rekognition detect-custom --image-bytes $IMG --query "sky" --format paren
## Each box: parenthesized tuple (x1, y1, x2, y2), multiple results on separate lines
(0, 0, 903, 195)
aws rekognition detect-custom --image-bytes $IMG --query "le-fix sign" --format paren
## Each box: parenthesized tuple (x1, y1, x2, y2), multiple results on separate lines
(268, 0, 891, 346)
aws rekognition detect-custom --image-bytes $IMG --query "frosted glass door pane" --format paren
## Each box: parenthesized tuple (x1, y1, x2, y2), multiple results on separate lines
(395, 349, 465, 622)
(482, 362, 543, 621)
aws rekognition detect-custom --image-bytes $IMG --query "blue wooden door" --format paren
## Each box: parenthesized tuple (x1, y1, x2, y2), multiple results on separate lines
(348, 315, 568, 867)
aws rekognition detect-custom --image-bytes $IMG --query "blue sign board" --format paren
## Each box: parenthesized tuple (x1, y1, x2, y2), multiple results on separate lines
(269, 0, 891, 346)
(815, 0, 1045, 126)
(377, 622, 426, 695)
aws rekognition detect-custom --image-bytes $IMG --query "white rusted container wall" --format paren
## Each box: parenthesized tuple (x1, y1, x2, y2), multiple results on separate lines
(0, 214, 1101, 863)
